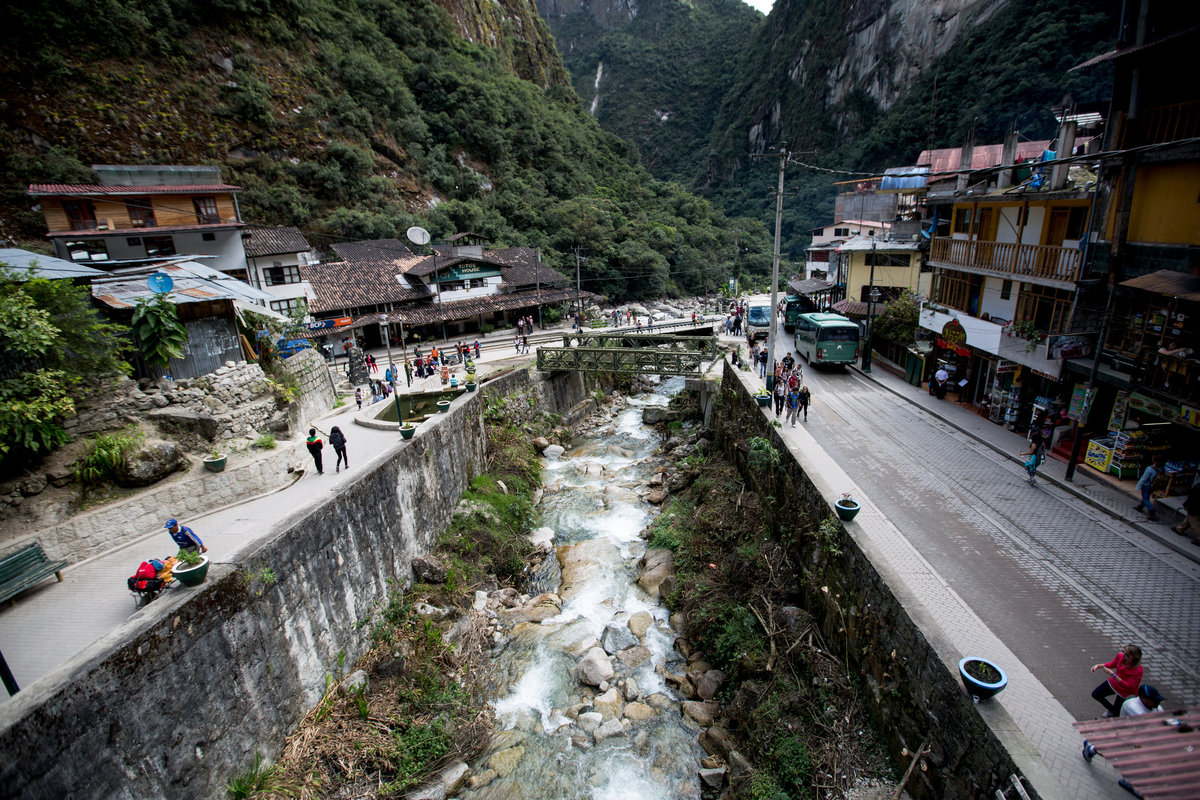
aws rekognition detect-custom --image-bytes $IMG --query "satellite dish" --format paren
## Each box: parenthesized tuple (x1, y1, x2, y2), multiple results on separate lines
(147, 272, 174, 294)
(406, 226, 431, 247)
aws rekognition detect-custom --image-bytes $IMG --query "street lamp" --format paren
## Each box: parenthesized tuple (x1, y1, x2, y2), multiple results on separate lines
(863, 284, 881, 374)
(379, 314, 404, 426)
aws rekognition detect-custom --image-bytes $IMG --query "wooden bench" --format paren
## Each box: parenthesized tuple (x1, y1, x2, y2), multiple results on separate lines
(0, 543, 68, 606)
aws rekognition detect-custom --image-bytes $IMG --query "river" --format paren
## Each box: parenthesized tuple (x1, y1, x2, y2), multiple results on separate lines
(463, 377, 708, 800)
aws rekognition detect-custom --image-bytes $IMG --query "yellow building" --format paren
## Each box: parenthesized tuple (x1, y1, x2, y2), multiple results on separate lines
(838, 235, 929, 303)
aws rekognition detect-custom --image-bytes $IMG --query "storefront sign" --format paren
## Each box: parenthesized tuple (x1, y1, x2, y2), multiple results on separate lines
(442, 264, 501, 282)
(304, 317, 352, 330)
(1046, 334, 1091, 360)
(996, 359, 1019, 373)
(1068, 386, 1095, 421)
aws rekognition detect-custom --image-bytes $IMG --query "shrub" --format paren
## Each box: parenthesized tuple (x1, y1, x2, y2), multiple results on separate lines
(73, 425, 144, 490)
(253, 434, 277, 449)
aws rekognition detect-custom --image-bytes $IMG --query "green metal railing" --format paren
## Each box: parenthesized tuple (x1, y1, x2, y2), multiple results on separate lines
(537, 346, 707, 376)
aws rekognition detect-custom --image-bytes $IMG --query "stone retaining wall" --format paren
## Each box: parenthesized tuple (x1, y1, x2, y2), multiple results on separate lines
(711, 362, 1038, 800)
(0, 367, 590, 800)
(280, 348, 337, 431)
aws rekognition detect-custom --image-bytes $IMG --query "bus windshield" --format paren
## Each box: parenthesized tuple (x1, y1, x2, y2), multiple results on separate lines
(748, 306, 771, 325)
(818, 326, 859, 342)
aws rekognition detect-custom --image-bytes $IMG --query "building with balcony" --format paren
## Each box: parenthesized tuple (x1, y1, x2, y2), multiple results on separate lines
(804, 219, 889, 282)
(29, 165, 249, 277)
(241, 226, 316, 318)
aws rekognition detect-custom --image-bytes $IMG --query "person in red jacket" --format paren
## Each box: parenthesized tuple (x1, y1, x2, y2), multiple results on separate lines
(1090, 644, 1143, 717)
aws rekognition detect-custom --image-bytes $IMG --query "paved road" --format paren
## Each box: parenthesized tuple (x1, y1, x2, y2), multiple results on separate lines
(749, 312, 1200, 719)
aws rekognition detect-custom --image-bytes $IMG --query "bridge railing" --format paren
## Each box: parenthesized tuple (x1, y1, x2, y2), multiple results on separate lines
(562, 332, 720, 355)
(537, 346, 708, 376)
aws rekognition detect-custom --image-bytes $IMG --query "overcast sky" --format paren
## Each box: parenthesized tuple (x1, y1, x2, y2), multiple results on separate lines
(743, 0, 774, 14)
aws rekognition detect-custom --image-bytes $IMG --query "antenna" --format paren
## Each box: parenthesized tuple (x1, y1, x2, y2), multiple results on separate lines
(406, 226, 430, 247)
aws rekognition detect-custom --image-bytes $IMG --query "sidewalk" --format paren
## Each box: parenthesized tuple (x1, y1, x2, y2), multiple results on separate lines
(857, 354, 1200, 567)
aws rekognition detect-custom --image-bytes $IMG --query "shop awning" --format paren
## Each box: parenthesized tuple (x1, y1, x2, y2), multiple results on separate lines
(1119, 270, 1200, 302)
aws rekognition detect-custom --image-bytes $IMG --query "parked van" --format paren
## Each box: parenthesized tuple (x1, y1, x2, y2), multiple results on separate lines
(746, 305, 772, 340)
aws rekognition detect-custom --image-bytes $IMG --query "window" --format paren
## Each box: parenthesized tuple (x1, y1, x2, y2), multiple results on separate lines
(1000, 280, 1012, 300)
(1066, 206, 1089, 240)
(126, 237, 142, 247)
(62, 199, 97, 230)
(264, 264, 301, 285)
(143, 236, 176, 257)
(953, 208, 973, 234)
(202, 232, 216, 242)
(193, 197, 220, 224)
(124, 198, 156, 228)
(270, 298, 305, 315)
(934, 270, 982, 312)
(64, 240, 108, 262)
(809, 251, 830, 263)
(865, 251, 910, 267)
(440, 280, 465, 291)
(468, 278, 487, 289)
(1014, 285, 1073, 334)
(834, 227, 850, 237)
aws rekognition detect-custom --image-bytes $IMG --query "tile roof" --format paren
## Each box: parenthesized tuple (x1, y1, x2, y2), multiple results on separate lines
(301, 259, 431, 314)
(346, 287, 595, 327)
(28, 183, 241, 195)
(407, 246, 568, 288)
(243, 226, 312, 258)
(329, 238, 414, 263)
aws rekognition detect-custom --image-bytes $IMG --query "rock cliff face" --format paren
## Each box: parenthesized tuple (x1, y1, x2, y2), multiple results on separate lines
(536, 0, 641, 31)
(440, 0, 572, 87)
(746, 0, 1009, 152)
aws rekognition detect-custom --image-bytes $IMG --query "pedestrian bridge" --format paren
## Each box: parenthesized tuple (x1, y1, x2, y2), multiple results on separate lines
(537, 322, 721, 376)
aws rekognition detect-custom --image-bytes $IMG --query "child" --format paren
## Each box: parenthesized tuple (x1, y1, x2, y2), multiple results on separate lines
(305, 428, 324, 476)
(355, 388, 362, 410)
(1090, 645, 1143, 717)
(329, 426, 348, 473)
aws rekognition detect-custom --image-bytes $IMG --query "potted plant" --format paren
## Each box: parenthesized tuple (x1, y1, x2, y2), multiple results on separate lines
(958, 656, 1009, 702)
(437, 399, 452, 413)
(202, 447, 227, 473)
(466, 380, 477, 392)
(400, 422, 417, 440)
(754, 389, 771, 407)
(834, 490, 861, 522)
(172, 548, 210, 587)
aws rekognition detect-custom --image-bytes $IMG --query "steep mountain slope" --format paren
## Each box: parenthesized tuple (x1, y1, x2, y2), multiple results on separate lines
(538, 0, 763, 184)
(0, 0, 772, 299)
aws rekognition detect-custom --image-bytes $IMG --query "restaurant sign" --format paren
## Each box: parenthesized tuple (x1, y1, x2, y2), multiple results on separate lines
(304, 317, 353, 330)
(443, 263, 501, 282)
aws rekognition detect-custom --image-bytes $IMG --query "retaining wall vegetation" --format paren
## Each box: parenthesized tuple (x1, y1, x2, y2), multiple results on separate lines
(712, 361, 1038, 800)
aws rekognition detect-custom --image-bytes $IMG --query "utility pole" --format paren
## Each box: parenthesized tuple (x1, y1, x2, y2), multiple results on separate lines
(573, 245, 584, 321)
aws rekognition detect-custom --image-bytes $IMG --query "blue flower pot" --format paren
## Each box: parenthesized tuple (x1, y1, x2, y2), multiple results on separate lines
(959, 657, 1008, 702)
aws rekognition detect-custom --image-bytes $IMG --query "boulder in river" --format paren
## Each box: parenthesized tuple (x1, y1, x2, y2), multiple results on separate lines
(577, 711, 603, 733)
(697, 669, 727, 701)
(681, 700, 719, 727)
(542, 444, 565, 460)
(645, 489, 668, 505)
(593, 718, 624, 743)
(627, 611, 654, 639)
(600, 622, 639, 654)
(497, 592, 561, 624)
(532, 436, 550, 452)
(577, 647, 615, 686)
(623, 701, 656, 721)
(593, 686, 624, 720)
(698, 767, 727, 790)
(637, 548, 676, 598)
(487, 745, 526, 778)
(616, 645, 651, 668)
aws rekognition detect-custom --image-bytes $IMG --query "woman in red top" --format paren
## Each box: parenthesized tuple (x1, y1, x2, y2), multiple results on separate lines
(1090, 644, 1143, 716)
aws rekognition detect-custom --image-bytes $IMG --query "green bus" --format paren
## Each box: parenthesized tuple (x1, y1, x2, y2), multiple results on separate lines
(783, 294, 803, 332)
(793, 312, 860, 366)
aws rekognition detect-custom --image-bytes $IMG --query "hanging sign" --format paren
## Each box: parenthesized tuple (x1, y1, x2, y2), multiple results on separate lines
(1067, 385, 1095, 421)
(996, 359, 1019, 373)
(304, 317, 352, 330)
(1108, 391, 1129, 431)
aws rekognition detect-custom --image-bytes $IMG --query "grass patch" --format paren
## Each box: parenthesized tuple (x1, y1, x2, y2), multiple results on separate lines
(253, 433, 277, 449)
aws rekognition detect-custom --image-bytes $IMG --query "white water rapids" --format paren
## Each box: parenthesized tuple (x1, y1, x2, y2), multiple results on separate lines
(463, 378, 707, 800)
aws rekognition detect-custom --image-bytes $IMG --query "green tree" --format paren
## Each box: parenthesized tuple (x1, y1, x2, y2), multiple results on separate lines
(872, 288, 922, 347)
(131, 294, 188, 368)
(0, 287, 75, 454)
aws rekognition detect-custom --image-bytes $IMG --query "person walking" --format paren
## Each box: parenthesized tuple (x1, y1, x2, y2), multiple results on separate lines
(355, 388, 362, 410)
(1172, 478, 1200, 546)
(329, 425, 349, 473)
(1019, 433, 1046, 485)
(1090, 645, 1143, 717)
(164, 518, 206, 554)
(521, 335, 530, 354)
(785, 384, 801, 427)
(306, 428, 324, 475)
(1134, 454, 1165, 520)
(474, 340, 481, 359)
(798, 384, 811, 422)
(773, 379, 786, 417)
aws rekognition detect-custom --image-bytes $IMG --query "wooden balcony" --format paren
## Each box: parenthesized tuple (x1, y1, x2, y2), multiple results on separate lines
(930, 237, 1082, 284)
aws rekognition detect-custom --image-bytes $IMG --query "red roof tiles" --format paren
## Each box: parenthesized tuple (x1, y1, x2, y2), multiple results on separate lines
(28, 183, 241, 195)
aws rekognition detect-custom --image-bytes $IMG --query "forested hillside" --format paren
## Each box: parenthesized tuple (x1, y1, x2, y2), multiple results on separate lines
(0, 0, 773, 300)
(542, 0, 1118, 264)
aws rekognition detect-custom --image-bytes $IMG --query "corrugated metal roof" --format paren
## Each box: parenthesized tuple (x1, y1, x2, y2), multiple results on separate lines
(787, 278, 836, 295)
(343, 287, 595, 328)
(1073, 707, 1200, 799)
(880, 166, 931, 194)
(836, 236, 921, 252)
(1119, 270, 1200, 302)
(0, 248, 107, 278)
(90, 261, 272, 309)
(916, 142, 1052, 175)
(243, 226, 312, 258)
(28, 183, 241, 195)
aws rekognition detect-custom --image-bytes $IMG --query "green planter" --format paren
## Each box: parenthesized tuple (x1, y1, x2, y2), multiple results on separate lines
(466, 382, 477, 392)
(437, 400, 451, 413)
(834, 500, 861, 522)
(755, 394, 771, 407)
(173, 556, 209, 587)
(400, 424, 416, 440)
(202, 455, 227, 473)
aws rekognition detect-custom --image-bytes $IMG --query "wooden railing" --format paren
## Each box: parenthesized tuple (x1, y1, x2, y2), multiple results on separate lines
(1115, 100, 1200, 148)
(930, 237, 1082, 283)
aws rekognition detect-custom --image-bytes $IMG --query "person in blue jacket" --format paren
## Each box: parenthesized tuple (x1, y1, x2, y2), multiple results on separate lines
(164, 518, 206, 554)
